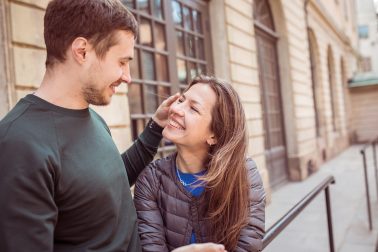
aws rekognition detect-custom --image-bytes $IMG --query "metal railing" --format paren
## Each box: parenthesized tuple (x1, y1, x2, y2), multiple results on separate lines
(359, 136, 378, 231)
(262, 175, 336, 252)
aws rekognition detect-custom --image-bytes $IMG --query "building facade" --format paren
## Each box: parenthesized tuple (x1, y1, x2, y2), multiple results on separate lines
(349, 0, 378, 142)
(0, 0, 360, 196)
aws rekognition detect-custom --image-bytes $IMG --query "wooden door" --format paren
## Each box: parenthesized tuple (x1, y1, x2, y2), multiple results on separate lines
(256, 30, 288, 187)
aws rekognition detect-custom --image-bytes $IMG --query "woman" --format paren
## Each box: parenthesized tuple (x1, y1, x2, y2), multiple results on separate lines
(134, 76, 265, 252)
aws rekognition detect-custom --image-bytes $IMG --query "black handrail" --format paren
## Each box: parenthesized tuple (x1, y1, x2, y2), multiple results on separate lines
(359, 136, 378, 231)
(262, 175, 336, 251)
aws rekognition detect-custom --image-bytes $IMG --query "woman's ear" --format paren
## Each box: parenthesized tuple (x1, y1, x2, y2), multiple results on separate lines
(206, 135, 217, 146)
(71, 37, 88, 64)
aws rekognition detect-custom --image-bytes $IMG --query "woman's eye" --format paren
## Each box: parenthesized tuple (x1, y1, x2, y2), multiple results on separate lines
(191, 107, 199, 113)
(177, 98, 184, 103)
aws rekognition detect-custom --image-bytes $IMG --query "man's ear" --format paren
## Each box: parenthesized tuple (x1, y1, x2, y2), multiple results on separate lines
(206, 135, 217, 146)
(71, 37, 88, 64)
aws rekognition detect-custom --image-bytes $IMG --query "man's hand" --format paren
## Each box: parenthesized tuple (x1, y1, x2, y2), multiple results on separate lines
(172, 243, 227, 252)
(152, 93, 180, 127)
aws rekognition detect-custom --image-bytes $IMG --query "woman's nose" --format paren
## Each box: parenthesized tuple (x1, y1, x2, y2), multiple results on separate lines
(171, 102, 185, 117)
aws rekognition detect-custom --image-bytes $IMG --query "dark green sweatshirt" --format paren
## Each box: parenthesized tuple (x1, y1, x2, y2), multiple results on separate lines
(0, 94, 163, 252)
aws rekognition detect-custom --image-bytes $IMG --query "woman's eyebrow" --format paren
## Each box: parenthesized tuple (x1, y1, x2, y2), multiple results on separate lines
(182, 94, 203, 108)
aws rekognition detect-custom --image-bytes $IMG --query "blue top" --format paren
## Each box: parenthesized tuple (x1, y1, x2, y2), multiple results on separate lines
(176, 167, 206, 243)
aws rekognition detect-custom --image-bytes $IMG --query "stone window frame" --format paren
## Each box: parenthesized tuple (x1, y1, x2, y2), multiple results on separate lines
(123, 0, 213, 157)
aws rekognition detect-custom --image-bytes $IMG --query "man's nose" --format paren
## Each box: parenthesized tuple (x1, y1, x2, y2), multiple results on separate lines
(121, 67, 131, 84)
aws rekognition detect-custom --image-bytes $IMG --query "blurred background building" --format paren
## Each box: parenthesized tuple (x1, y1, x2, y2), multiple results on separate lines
(1, 0, 376, 199)
(349, 0, 378, 142)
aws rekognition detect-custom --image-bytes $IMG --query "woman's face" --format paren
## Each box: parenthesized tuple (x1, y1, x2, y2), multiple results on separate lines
(162, 83, 217, 149)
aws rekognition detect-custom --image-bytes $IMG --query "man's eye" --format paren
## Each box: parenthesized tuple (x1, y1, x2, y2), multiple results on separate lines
(177, 98, 184, 103)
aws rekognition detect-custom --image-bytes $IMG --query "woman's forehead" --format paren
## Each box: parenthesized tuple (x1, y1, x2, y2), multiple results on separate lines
(184, 84, 216, 106)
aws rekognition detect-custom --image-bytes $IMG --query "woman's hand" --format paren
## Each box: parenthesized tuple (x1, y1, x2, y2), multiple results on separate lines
(152, 93, 180, 127)
(172, 243, 227, 252)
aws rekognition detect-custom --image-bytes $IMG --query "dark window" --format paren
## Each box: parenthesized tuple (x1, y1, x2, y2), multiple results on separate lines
(327, 47, 338, 132)
(124, 0, 212, 157)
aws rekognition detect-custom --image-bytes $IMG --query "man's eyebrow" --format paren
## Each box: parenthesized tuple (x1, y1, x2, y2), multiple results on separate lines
(120, 56, 133, 61)
(182, 94, 202, 107)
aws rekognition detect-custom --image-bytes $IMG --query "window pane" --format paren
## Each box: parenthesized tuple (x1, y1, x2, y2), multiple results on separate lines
(145, 85, 158, 113)
(176, 31, 185, 55)
(358, 25, 369, 39)
(137, 0, 149, 14)
(156, 54, 169, 82)
(157, 86, 170, 104)
(140, 18, 153, 46)
(188, 61, 197, 80)
(128, 83, 143, 114)
(177, 59, 187, 84)
(193, 10, 202, 33)
(183, 6, 193, 30)
(198, 64, 206, 75)
(132, 119, 146, 139)
(172, 1, 182, 26)
(130, 49, 140, 79)
(155, 23, 166, 50)
(187, 34, 195, 57)
(153, 0, 163, 20)
(122, 0, 135, 9)
(196, 37, 205, 60)
(141, 51, 155, 80)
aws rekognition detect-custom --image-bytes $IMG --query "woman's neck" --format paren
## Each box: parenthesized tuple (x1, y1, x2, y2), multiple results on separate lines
(176, 147, 208, 174)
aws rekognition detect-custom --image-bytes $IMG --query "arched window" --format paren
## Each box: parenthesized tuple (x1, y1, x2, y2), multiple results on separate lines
(327, 46, 338, 132)
(254, 0, 288, 187)
(308, 29, 322, 137)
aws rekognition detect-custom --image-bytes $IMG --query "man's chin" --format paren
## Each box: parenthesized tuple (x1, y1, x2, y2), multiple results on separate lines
(86, 97, 111, 106)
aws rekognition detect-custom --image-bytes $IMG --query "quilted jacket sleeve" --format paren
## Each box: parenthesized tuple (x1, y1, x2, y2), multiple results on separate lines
(235, 159, 266, 252)
(134, 163, 169, 252)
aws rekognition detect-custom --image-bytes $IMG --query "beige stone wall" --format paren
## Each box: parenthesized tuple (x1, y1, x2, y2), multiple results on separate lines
(0, 0, 12, 118)
(350, 85, 378, 142)
(4, 0, 132, 152)
(215, 0, 359, 189)
(279, 0, 318, 180)
(210, 0, 271, 198)
(307, 0, 356, 160)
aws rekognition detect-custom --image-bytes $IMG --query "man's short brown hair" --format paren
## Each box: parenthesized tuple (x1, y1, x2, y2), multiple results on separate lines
(44, 0, 138, 68)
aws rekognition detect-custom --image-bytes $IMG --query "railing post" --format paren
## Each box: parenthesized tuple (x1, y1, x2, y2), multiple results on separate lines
(325, 186, 335, 252)
(361, 149, 373, 231)
(373, 140, 378, 200)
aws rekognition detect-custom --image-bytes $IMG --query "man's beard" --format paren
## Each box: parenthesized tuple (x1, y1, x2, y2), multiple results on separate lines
(82, 84, 109, 106)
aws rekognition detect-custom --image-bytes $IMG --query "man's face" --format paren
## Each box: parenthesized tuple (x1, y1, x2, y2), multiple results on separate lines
(83, 30, 135, 106)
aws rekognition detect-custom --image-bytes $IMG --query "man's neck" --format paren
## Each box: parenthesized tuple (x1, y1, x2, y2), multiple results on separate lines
(34, 66, 89, 109)
(176, 146, 209, 174)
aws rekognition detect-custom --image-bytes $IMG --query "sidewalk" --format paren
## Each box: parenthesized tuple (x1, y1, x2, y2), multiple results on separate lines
(264, 145, 378, 252)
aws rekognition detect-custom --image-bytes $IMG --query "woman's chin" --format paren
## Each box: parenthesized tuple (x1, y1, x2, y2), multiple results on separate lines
(162, 128, 175, 142)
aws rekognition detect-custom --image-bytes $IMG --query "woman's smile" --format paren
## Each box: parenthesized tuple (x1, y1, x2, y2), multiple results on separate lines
(168, 118, 185, 130)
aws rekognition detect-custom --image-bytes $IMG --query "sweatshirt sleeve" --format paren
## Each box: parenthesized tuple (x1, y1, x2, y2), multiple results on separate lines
(121, 119, 163, 186)
(0, 138, 58, 252)
(235, 159, 266, 252)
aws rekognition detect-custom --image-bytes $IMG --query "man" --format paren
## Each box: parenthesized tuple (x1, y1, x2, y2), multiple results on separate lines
(0, 0, 225, 251)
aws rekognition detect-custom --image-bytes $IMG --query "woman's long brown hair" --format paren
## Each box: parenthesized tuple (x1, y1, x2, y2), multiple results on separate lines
(187, 76, 250, 251)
